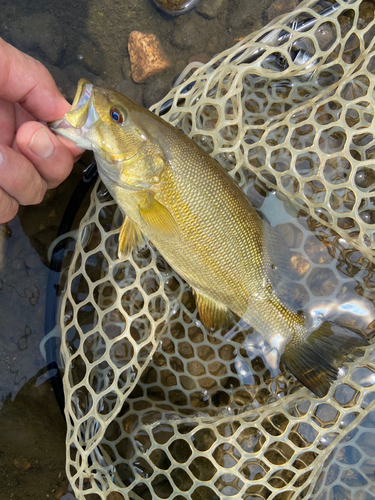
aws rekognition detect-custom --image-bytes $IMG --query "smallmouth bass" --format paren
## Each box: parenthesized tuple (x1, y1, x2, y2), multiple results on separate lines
(51, 79, 368, 397)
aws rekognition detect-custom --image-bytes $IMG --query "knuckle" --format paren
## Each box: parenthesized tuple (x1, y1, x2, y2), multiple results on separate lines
(28, 177, 47, 205)
(34, 184, 47, 205)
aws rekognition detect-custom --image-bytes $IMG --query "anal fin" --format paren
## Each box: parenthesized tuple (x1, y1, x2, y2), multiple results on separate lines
(118, 216, 145, 259)
(281, 321, 369, 398)
(195, 290, 232, 332)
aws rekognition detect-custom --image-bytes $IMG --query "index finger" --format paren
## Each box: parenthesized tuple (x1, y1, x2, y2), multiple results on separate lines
(0, 38, 71, 122)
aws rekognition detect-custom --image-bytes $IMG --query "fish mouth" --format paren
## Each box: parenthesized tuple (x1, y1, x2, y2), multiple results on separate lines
(49, 79, 98, 149)
(49, 79, 95, 132)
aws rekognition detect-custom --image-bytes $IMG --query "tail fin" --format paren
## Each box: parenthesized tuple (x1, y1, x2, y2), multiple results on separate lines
(281, 322, 369, 398)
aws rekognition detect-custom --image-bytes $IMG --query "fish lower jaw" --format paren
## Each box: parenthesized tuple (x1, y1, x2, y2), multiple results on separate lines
(51, 121, 94, 151)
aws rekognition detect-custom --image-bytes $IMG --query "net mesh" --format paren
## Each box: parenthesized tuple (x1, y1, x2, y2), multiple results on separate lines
(60, 1, 375, 498)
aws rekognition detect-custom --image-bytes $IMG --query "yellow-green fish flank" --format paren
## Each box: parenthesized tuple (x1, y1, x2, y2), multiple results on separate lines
(50, 79, 368, 397)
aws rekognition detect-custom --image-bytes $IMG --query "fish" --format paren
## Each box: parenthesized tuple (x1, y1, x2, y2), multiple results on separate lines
(50, 78, 369, 398)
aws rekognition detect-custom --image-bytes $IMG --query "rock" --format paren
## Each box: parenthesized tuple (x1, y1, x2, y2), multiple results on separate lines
(143, 76, 171, 109)
(228, 0, 263, 35)
(115, 80, 144, 106)
(107, 492, 125, 500)
(196, 0, 227, 19)
(14, 458, 32, 470)
(76, 42, 105, 76)
(128, 31, 170, 83)
(153, 0, 200, 16)
(10, 13, 64, 65)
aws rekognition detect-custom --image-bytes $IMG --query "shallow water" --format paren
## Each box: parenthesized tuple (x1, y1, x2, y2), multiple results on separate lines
(0, 0, 282, 498)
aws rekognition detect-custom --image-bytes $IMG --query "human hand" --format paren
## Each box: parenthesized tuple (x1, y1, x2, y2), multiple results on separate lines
(0, 38, 84, 223)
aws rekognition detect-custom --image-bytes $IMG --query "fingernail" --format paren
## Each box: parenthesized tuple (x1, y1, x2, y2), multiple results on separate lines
(28, 129, 55, 159)
(0, 149, 3, 165)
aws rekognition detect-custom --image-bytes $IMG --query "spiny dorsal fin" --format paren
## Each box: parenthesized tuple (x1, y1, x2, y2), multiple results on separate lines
(139, 193, 179, 239)
(118, 216, 145, 259)
(281, 321, 369, 398)
(194, 290, 232, 332)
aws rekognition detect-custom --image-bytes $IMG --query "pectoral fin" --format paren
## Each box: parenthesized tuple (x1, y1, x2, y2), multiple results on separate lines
(139, 194, 179, 239)
(118, 216, 145, 259)
(195, 291, 232, 331)
(281, 322, 368, 398)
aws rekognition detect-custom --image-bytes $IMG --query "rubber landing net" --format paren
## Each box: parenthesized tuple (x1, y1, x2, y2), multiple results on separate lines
(60, 1, 375, 498)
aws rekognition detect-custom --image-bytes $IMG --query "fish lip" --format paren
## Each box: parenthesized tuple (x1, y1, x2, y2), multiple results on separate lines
(49, 118, 63, 130)
(70, 78, 93, 112)
(49, 79, 93, 131)
(49, 80, 98, 150)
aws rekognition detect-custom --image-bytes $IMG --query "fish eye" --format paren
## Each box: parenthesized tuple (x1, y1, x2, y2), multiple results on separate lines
(110, 107, 125, 124)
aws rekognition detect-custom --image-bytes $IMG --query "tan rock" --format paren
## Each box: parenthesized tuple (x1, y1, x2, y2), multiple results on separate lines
(128, 31, 170, 83)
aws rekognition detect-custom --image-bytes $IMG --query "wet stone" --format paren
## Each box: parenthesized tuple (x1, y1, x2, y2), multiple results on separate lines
(107, 491, 126, 500)
(128, 31, 170, 83)
(153, 0, 200, 16)
(196, 0, 227, 19)
(228, 0, 264, 34)
(14, 458, 32, 470)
